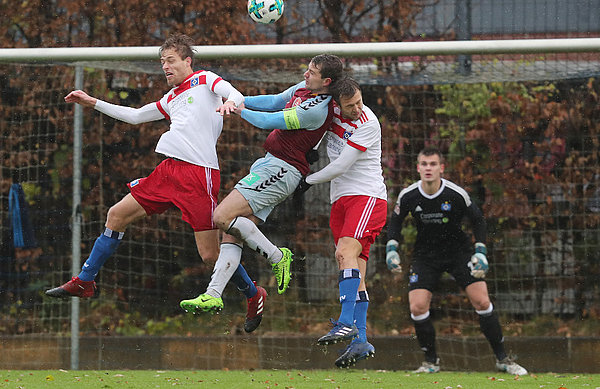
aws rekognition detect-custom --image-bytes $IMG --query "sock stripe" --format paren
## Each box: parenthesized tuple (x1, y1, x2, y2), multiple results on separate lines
(356, 290, 369, 302)
(103, 227, 124, 240)
(339, 268, 361, 282)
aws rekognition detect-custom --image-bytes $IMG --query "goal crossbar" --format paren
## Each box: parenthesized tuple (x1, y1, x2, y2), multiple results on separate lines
(1, 38, 599, 63)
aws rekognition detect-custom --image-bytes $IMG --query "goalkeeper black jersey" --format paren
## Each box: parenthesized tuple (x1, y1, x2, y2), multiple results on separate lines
(388, 178, 486, 257)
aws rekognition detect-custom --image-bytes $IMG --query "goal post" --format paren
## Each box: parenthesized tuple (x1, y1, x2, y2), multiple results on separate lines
(1, 38, 600, 62)
(0, 39, 599, 371)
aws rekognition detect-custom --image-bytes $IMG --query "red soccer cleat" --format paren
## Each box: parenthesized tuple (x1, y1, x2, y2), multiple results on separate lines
(45, 276, 98, 298)
(244, 284, 267, 333)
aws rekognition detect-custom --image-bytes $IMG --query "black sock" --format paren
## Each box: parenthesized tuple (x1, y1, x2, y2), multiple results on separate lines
(479, 310, 507, 361)
(414, 315, 438, 363)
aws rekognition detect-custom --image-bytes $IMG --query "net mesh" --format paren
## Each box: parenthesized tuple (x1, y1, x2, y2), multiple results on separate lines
(1, 45, 599, 369)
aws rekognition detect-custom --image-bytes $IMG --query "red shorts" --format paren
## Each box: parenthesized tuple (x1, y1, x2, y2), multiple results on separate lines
(127, 158, 220, 232)
(329, 195, 387, 261)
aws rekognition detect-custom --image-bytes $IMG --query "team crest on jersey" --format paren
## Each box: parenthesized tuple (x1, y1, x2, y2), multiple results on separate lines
(190, 77, 199, 87)
(129, 179, 140, 187)
(291, 97, 303, 107)
(409, 273, 418, 283)
(414, 205, 423, 213)
(441, 202, 451, 211)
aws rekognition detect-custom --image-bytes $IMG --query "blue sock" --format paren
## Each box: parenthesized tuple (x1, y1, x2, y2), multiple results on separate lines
(354, 290, 369, 343)
(230, 264, 258, 299)
(337, 269, 360, 326)
(78, 228, 123, 281)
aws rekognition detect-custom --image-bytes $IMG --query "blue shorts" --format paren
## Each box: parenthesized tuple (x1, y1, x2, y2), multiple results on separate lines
(235, 153, 301, 222)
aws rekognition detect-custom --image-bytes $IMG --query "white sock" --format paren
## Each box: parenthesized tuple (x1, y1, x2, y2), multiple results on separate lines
(227, 217, 282, 264)
(206, 243, 243, 298)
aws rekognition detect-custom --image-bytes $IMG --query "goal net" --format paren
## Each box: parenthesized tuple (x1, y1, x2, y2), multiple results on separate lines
(0, 40, 599, 370)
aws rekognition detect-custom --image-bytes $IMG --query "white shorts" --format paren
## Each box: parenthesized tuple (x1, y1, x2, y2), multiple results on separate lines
(235, 153, 301, 222)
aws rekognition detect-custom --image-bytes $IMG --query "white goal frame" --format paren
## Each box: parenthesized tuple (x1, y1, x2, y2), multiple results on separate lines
(0, 38, 599, 63)
(2, 37, 599, 370)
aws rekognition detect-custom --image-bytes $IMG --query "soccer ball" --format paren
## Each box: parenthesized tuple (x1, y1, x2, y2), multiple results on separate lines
(248, 0, 284, 24)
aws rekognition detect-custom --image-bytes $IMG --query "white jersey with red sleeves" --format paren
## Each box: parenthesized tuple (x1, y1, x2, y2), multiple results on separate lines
(154, 70, 237, 169)
(326, 104, 387, 203)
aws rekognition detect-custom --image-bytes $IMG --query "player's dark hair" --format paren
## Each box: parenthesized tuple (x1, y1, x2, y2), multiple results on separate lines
(330, 76, 361, 105)
(311, 54, 344, 84)
(160, 34, 196, 68)
(418, 147, 445, 164)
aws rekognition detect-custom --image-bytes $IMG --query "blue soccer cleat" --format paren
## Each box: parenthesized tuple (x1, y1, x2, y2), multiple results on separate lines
(317, 319, 358, 345)
(335, 340, 375, 368)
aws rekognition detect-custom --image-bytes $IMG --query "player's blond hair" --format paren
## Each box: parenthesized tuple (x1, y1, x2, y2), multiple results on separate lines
(159, 34, 196, 68)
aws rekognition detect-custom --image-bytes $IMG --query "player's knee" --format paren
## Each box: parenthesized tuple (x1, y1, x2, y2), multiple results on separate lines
(410, 302, 429, 317)
(212, 207, 231, 231)
(334, 250, 351, 269)
(106, 205, 129, 231)
(472, 299, 491, 311)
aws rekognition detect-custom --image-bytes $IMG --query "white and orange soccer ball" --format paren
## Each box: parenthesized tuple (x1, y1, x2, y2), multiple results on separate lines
(248, 0, 284, 24)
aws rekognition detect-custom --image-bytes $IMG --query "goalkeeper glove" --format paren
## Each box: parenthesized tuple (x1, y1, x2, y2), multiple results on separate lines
(294, 176, 312, 196)
(386, 239, 402, 274)
(468, 242, 488, 278)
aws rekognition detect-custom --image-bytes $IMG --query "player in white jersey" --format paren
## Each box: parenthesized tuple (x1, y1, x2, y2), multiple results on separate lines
(46, 34, 244, 299)
(295, 77, 387, 367)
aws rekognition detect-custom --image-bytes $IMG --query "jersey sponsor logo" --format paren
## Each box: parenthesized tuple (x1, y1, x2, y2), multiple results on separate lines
(247, 167, 288, 192)
(409, 273, 418, 283)
(420, 212, 445, 224)
(441, 202, 451, 211)
(298, 94, 328, 111)
(339, 294, 346, 303)
(187, 96, 194, 104)
(129, 179, 140, 187)
(241, 172, 261, 186)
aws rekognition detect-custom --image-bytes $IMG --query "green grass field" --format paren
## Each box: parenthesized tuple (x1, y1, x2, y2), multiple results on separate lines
(0, 370, 598, 388)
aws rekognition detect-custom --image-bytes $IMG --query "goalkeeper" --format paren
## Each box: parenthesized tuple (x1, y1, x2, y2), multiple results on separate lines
(386, 147, 527, 376)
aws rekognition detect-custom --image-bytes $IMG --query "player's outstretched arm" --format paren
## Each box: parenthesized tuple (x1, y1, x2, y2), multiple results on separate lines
(94, 100, 164, 125)
(305, 144, 362, 185)
(244, 81, 304, 111)
(65, 89, 163, 125)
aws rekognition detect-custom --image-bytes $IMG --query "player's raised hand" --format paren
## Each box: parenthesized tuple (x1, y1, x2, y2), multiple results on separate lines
(468, 242, 488, 278)
(64, 90, 97, 107)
